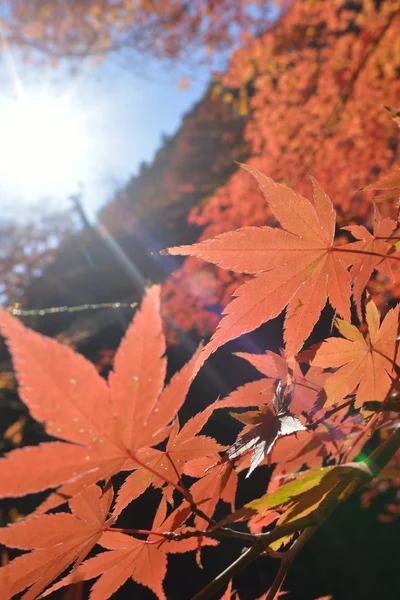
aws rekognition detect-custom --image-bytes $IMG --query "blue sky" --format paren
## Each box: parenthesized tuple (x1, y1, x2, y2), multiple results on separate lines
(0, 2, 281, 223)
(83, 62, 209, 214)
(0, 52, 209, 221)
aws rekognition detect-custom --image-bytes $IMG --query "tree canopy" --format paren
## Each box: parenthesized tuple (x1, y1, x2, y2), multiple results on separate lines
(3, 0, 280, 67)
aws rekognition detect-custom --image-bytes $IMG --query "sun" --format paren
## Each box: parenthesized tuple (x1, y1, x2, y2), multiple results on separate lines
(0, 88, 93, 204)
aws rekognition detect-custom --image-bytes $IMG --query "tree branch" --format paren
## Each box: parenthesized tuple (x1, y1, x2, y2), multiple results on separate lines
(264, 527, 315, 600)
(192, 425, 400, 600)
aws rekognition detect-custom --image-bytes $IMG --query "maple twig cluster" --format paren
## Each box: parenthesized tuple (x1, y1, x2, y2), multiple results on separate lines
(0, 164, 399, 599)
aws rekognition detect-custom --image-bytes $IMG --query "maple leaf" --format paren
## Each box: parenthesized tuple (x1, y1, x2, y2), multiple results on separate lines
(225, 382, 307, 476)
(43, 497, 217, 600)
(166, 460, 238, 530)
(0, 484, 113, 600)
(311, 300, 400, 407)
(114, 404, 222, 515)
(221, 467, 336, 526)
(164, 164, 360, 358)
(224, 463, 369, 542)
(341, 206, 397, 319)
(46, 530, 168, 600)
(232, 349, 327, 416)
(361, 168, 400, 202)
(384, 105, 400, 128)
(212, 352, 336, 476)
(215, 378, 276, 411)
(0, 286, 200, 505)
(220, 581, 233, 600)
(191, 460, 239, 527)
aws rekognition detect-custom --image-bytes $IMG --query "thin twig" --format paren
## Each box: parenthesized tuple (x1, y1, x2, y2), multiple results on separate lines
(164, 451, 216, 527)
(363, 400, 400, 412)
(307, 398, 353, 430)
(264, 528, 315, 600)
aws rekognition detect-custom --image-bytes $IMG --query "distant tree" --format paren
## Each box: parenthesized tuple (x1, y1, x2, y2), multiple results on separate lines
(3, 0, 280, 69)
(0, 211, 76, 307)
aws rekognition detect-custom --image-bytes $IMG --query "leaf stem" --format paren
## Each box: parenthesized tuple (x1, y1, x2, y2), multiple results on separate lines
(164, 451, 217, 527)
(130, 451, 192, 502)
(131, 451, 216, 528)
(104, 526, 166, 539)
(332, 246, 400, 262)
(307, 398, 353, 430)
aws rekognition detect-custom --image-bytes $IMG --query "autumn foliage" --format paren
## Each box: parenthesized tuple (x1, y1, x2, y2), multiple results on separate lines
(0, 1, 400, 597)
(6, 0, 278, 66)
(0, 163, 399, 599)
(161, 0, 400, 337)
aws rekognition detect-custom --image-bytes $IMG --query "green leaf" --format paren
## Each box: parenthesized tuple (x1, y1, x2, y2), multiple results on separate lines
(221, 467, 335, 525)
(248, 467, 334, 516)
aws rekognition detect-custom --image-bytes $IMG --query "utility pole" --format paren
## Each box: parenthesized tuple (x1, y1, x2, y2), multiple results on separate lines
(68, 190, 144, 291)
(69, 191, 92, 231)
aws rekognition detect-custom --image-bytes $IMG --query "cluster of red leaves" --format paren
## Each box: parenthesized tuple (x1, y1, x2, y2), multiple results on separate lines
(162, 0, 400, 336)
(0, 167, 399, 599)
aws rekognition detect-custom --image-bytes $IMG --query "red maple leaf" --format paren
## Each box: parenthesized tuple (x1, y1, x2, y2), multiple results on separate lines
(0, 286, 200, 505)
(213, 351, 361, 477)
(164, 164, 360, 358)
(311, 299, 400, 407)
(225, 382, 307, 476)
(42, 497, 217, 600)
(114, 404, 223, 515)
(231, 349, 327, 415)
(341, 206, 397, 319)
(0, 484, 113, 600)
(361, 167, 400, 202)
(161, 459, 238, 530)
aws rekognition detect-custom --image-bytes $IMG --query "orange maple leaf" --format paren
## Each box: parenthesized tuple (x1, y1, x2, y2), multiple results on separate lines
(311, 299, 400, 407)
(342, 206, 397, 319)
(165, 460, 238, 530)
(361, 167, 400, 202)
(0, 286, 200, 505)
(114, 404, 223, 515)
(42, 497, 217, 600)
(164, 164, 360, 358)
(0, 484, 113, 600)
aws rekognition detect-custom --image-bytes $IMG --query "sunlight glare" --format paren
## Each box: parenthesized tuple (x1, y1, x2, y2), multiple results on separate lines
(0, 90, 93, 203)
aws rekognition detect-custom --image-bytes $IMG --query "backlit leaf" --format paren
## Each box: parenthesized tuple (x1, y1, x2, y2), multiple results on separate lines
(164, 166, 362, 358)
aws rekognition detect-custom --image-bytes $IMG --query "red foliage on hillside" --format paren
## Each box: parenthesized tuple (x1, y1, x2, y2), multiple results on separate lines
(161, 0, 400, 338)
